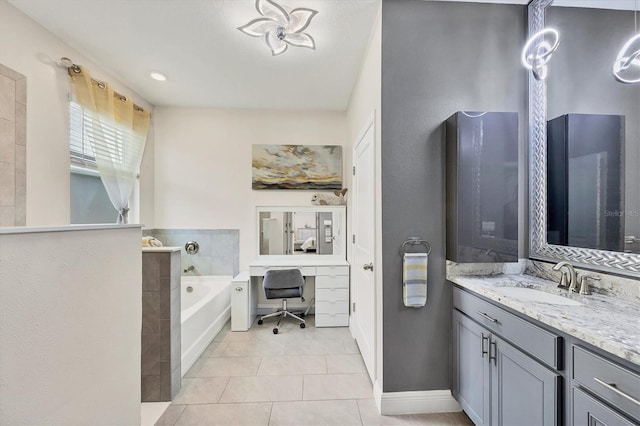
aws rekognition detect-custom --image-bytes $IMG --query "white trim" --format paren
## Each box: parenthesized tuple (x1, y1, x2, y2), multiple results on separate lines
(373, 380, 383, 413)
(70, 164, 100, 177)
(351, 110, 377, 386)
(377, 389, 462, 416)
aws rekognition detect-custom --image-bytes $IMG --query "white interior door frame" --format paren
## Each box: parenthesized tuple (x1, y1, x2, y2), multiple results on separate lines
(350, 110, 377, 384)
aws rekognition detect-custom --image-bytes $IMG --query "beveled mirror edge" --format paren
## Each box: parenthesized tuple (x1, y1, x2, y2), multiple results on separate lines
(527, 0, 640, 277)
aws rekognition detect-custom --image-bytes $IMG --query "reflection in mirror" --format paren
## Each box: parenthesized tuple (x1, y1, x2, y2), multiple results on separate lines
(258, 209, 338, 255)
(545, 2, 640, 254)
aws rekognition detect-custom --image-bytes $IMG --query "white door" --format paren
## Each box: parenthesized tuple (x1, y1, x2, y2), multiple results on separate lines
(352, 116, 376, 382)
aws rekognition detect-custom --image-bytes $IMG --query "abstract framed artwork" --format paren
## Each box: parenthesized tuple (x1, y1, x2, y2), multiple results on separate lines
(252, 144, 343, 190)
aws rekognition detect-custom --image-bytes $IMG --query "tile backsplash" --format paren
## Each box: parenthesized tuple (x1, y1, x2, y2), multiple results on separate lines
(143, 228, 239, 276)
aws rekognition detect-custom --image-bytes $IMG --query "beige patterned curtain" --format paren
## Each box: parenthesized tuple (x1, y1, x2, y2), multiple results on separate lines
(67, 65, 150, 224)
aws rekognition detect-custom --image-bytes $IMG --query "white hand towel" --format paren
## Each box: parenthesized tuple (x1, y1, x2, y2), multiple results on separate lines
(403, 252, 428, 308)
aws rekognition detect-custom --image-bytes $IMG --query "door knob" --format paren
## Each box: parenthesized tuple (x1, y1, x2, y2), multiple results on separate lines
(363, 263, 374, 271)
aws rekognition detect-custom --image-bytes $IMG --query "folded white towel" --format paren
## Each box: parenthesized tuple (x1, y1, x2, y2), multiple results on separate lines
(142, 236, 163, 247)
(403, 253, 428, 308)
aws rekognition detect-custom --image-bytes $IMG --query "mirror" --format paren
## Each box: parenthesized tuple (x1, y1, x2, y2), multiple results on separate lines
(528, 0, 640, 276)
(257, 206, 345, 257)
(546, 2, 639, 254)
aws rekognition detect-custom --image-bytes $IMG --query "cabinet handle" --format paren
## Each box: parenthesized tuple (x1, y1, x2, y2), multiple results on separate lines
(594, 377, 640, 406)
(235, 287, 243, 292)
(488, 337, 497, 365)
(481, 333, 489, 358)
(477, 311, 498, 323)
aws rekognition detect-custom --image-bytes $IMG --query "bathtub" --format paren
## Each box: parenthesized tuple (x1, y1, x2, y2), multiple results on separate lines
(181, 275, 232, 377)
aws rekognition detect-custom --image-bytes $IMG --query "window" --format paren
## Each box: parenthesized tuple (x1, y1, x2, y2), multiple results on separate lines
(69, 101, 130, 224)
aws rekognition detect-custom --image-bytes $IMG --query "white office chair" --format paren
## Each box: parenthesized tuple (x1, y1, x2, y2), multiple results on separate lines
(257, 269, 306, 334)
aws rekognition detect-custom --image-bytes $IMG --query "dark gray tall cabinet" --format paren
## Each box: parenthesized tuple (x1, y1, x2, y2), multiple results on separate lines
(547, 114, 625, 252)
(446, 112, 519, 263)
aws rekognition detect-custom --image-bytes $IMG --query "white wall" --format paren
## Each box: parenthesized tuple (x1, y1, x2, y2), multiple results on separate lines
(153, 107, 347, 270)
(0, 225, 142, 425)
(345, 3, 382, 388)
(0, 0, 155, 227)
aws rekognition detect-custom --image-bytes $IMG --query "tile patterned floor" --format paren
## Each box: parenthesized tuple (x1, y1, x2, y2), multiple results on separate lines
(156, 316, 472, 426)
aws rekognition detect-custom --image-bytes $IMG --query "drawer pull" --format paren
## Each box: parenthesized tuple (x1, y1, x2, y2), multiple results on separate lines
(235, 287, 243, 292)
(481, 333, 488, 358)
(477, 311, 498, 323)
(594, 377, 640, 406)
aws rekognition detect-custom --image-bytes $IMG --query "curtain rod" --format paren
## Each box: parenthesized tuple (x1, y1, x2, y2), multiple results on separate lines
(60, 57, 146, 113)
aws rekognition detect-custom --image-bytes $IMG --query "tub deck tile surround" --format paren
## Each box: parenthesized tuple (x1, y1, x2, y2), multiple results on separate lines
(142, 248, 182, 402)
(155, 317, 473, 426)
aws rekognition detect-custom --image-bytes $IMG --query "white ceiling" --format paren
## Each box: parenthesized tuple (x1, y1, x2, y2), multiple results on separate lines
(8, 0, 380, 110)
(9, 0, 635, 110)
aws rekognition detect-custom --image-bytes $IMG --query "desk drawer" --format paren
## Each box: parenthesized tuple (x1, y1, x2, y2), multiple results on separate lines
(573, 345, 640, 420)
(316, 275, 349, 289)
(315, 313, 349, 327)
(453, 286, 561, 369)
(316, 266, 349, 276)
(316, 300, 349, 315)
(249, 266, 316, 276)
(316, 288, 349, 302)
(249, 266, 274, 276)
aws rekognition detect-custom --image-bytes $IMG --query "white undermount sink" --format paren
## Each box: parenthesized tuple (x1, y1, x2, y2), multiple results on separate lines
(493, 286, 583, 306)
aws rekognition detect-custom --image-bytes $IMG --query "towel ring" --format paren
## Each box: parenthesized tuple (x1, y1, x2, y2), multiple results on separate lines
(400, 237, 431, 256)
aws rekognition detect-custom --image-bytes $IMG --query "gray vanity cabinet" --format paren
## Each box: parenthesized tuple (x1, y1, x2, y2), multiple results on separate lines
(452, 287, 560, 425)
(453, 311, 491, 425)
(573, 388, 636, 426)
(490, 335, 560, 426)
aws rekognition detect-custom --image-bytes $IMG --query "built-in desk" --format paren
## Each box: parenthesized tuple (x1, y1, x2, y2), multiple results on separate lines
(248, 257, 350, 327)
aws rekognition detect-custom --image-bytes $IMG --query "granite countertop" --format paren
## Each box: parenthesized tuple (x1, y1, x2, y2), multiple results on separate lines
(448, 274, 640, 366)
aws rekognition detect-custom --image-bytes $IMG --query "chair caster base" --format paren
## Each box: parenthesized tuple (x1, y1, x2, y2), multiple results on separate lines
(300, 323, 305, 329)
(273, 328, 278, 334)
(257, 319, 263, 325)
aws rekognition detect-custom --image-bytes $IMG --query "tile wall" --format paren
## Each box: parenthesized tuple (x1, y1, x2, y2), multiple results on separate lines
(142, 249, 182, 402)
(144, 229, 240, 276)
(0, 64, 26, 226)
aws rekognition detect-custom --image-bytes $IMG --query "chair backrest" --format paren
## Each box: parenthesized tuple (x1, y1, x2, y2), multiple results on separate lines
(263, 269, 304, 290)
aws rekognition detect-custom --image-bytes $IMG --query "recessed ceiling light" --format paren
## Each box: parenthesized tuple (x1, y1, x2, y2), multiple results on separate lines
(150, 72, 167, 81)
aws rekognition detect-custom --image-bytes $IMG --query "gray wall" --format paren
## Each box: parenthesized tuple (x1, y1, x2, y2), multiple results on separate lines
(381, 0, 527, 392)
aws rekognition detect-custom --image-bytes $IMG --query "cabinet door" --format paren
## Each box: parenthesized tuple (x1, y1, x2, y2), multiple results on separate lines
(453, 311, 491, 426)
(573, 387, 637, 426)
(491, 336, 560, 426)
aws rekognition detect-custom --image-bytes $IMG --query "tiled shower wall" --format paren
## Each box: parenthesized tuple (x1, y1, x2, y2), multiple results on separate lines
(0, 64, 26, 226)
(143, 229, 240, 276)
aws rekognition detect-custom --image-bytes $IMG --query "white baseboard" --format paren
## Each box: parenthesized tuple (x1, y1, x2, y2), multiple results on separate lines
(375, 388, 462, 415)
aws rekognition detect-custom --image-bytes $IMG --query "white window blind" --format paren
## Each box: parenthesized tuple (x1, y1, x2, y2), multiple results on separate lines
(69, 101, 98, 168)
(70, 101, 135, 171)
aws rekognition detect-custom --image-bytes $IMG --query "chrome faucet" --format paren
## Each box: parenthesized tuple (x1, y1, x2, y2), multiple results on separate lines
(552, 261, 578, 292)
(578, 275, 600, 295)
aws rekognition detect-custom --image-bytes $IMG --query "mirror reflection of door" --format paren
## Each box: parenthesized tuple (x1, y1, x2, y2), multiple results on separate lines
(293, 212, 317, 254)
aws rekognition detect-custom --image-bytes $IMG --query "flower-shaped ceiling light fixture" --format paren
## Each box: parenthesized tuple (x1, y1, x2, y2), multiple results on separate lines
(238, 0, 318, 56)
